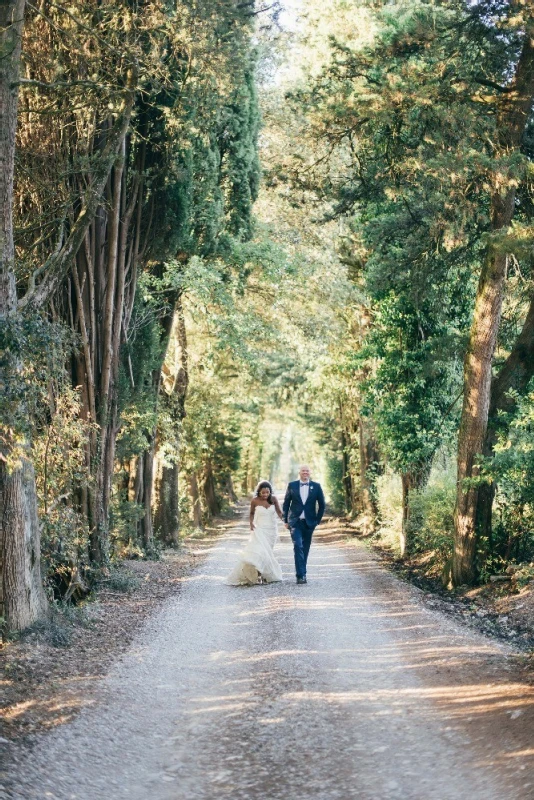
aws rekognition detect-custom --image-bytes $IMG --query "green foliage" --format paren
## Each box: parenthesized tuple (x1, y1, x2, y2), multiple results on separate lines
(97, 565, 142, 594)
(173, 221, 307, 520)
(0, 315, 94, 598)
(374, 462, 455, 569)
(12, 0, 534, 590)
(287, 1, 506, 483)
(323, 451, 346, 514)
(116, 290, 163, 463)
(8, 0, 264, 566)
(221, 62, 262, 239)
(375, 471, 403, 547)
(362, 290, 466, 475)
(484, 385, 534, 565)
(40, 506, 90, 600)
(17, 602, 93, 647)
(269, 0, 534, 571)
(514, 563, 534, 589)
(0, 314, 75, 452)
(405, 468, 456, 565)
(109, 499, 147, 560)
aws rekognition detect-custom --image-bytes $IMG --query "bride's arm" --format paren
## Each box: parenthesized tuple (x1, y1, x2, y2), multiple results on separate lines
(250, 499, 256, 530)
(273, 497, 284, 520)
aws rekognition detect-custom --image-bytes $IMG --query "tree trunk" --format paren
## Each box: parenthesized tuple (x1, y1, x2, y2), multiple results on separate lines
(153, 293, 189, 545)
(453, 243, 511, 584)
(69, 130, 142, 564)
(138, 442, 155, 550)
(189, 472, 203, 528)
(452, 23, 534, 586)
(0, 458, 48, 629)
(475, 290, 534, 545)
(226, 474, 238, 504)
(341, 427, 355, 515)
(17, 76, 137, 312)
(241, 453, 250, 496)
(90, 144, 126, 564)
(0, 0, 48, 629)
(154, 463, 180, 546)
(203, 462, 220, 518)
(0, 0, 22, 317)
(358, 417, 380, 533)
(400, 474, 411, 559)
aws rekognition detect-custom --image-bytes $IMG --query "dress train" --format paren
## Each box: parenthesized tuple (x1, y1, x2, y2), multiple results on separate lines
(225, 504, 283, 585)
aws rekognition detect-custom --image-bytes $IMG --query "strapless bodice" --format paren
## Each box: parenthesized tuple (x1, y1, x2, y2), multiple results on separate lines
(253, 504, 277, 528)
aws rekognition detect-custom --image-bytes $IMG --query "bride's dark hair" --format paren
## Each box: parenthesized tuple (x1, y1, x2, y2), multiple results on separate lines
(254, 480, 274, 504)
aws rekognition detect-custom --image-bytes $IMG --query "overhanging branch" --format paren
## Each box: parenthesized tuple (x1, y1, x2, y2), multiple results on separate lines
(18, 70, 137, 311)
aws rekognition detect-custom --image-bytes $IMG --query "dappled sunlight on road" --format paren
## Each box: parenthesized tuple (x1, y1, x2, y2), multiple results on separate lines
(8, 514, 533, 800)
(2, 689, 97, 733)
(171, 522, 534, 798)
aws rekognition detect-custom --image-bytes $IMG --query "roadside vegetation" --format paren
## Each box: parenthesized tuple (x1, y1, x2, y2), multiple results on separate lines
(2, 1, 534, 640)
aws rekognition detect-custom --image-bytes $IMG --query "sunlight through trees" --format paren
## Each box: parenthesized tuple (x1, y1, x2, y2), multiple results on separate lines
(2, 0, 534, 629)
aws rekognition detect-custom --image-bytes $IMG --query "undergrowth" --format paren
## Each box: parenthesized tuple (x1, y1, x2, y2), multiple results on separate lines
(96, 564, 142, 594)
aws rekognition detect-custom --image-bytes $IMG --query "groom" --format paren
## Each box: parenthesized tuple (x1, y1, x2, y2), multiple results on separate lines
(283, 465, 325, 584)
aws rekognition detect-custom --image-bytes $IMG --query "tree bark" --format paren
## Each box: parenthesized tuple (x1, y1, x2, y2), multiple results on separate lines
(453, 241, 511, 584)
(138, 444, 155, 550)
(226, 474, 238, 504)
(189, 472, 203, 528)
(241, 453, 250, 496)
(0, 0, 48, 630)
(340, 427, 355, 515)
(203, 461, 220, 518)
(0, 0, 23, 317)
(475, 289, 534, 545)
(0, 457, 49, 628)
(154, 462, 180, 546)
(358, 417, 380, 532)
(67, 129, 144, 564)
(153, 294, 189, 545)
(17, 77, 137, 312)
(452, 22, 534, 586)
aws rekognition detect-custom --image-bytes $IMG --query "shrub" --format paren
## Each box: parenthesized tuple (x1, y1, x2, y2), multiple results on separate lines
(375, 470, 403, 550)
(375, 464, 455, 572)
(484, 384, 534, 566)
(407, 467, 456, 564)
(514, 563, 534, 588)
(98, 565, 141, 594)
(109, 499, 146, 559)
(324, 453, 346, 514)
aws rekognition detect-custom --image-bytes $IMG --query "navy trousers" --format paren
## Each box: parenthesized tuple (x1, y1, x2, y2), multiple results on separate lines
(290, 519, 315, 578)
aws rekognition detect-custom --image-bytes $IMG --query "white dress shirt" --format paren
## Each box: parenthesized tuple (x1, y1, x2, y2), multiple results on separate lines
(299, 481, 309, 519)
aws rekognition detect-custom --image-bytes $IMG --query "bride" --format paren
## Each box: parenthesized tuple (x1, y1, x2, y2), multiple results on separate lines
(225, 481, 284, 585)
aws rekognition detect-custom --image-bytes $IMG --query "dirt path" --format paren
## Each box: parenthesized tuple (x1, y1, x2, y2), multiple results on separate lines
(2, 512, 534, 800)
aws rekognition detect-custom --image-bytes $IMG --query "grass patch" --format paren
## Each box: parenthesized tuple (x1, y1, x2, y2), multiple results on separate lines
(97, 564, 142, 594)
(14, 603, 91, 648)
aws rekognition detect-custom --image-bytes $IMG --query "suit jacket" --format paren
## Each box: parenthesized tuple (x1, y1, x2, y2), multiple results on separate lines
(283, 480, 325, 528)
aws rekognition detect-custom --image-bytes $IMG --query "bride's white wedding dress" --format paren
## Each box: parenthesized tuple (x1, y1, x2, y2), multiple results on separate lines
(225, 504, 283, 585)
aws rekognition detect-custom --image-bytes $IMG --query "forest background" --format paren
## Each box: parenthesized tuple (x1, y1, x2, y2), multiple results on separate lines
(2, 0, 534, 632)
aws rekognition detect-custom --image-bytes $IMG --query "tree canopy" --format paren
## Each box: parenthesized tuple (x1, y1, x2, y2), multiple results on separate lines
(2, 0, 534, 630)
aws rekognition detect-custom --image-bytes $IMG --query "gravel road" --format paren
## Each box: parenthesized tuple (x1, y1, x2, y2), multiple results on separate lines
(3, 512, 534, 800)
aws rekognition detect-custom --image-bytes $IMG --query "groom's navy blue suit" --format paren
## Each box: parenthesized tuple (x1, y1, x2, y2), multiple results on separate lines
(283, 480, 325, 579)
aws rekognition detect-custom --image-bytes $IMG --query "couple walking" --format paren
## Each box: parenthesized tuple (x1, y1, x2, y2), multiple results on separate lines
(226, 465, 325, 586)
